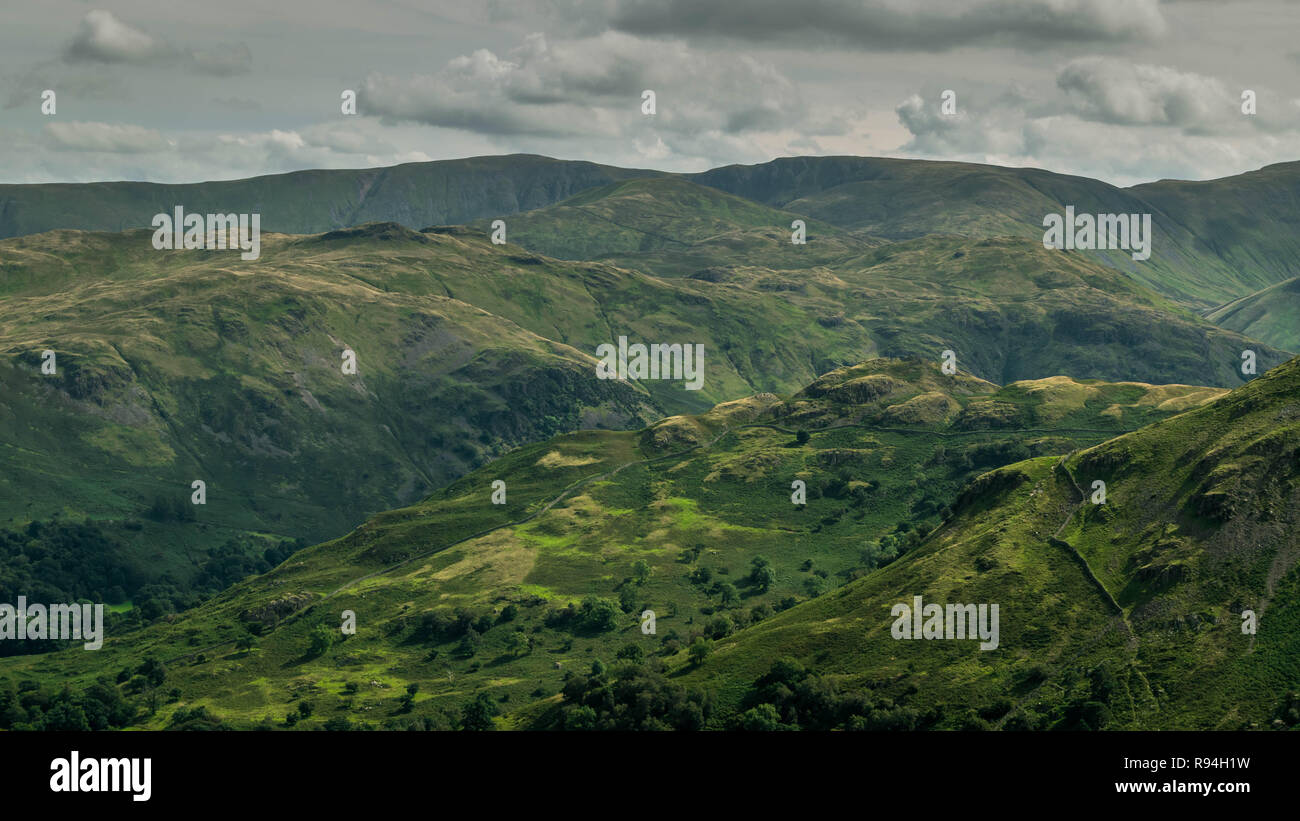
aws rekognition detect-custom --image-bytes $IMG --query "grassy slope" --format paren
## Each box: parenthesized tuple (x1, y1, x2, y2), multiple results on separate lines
(0, 358, 1231, 728)
(472, 176, 876, 276)
(0, 221, 1286, 588)
(0, 225, 661, 585)
(679, 356, 1300, 730)
(1206, 276, 1300, 353)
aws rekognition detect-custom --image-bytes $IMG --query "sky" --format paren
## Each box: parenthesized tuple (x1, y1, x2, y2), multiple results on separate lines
(1, 0, 1298, 186)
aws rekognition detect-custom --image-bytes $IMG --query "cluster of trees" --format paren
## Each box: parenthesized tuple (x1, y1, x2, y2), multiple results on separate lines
(553, 659, 713, 730)
(145, 494, 197, 523)
(0, 677, 138, 731)
(1018, 663, 1120, 731)
(734, 659, 931, 731)
(544, 595, 621, 634)
(409, 606, 500, 658)
(168, 705, 231, 730)
(195, 537, 300, 592)
(0, 519, 141, 608)
(0, 520, 305, 656)
(1271, 691, 1300, 729)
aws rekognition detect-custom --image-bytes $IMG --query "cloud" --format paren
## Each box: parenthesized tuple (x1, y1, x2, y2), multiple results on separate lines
(0, 117, 452, 184)
(64, 10, 160, 64)
(531, 0, 1167, 50)
(1056, 58, 1232, 130)
(892, 61, 1300, 185)
(62, 11, 251, 76)
(43, 121, 172, 154)
(358, 30, 832, 170)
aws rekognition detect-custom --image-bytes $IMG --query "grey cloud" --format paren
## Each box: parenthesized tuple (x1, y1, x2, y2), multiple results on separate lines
(1056, 58, 1297, 135)
(893, 65, 1300, 185)
(62, 11, 251, 76)
(544, 0, 1166, 50)
(1057, 57, 1230, 129)
(360, 31, 815, 141)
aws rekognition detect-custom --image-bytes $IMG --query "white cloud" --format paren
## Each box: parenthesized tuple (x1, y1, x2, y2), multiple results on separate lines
(43, 121, 171, 154)
(64, 10, 160, 65)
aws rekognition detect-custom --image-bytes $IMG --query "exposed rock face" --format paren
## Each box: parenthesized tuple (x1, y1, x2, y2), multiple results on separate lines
(239, 593, 314, 627)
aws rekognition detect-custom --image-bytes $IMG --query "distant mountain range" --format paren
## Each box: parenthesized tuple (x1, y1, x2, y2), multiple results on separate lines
(5, 154, 1298, 318)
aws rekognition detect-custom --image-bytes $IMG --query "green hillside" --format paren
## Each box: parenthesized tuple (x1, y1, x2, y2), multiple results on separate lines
(0, 225, 660, 601)
(1206, 276, 1300, 352)
(0, 357, 1235, 730)
(676, 355, 1300, 730)
(472, 176, 875, 276)
(0, 220, 1286, 603)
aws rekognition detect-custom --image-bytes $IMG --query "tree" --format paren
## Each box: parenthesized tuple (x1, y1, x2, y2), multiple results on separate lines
(308, 624, 333, 658)
(563, 705, 598, 730)
(632, 560, 652, 585)
(716, 582, 739, 606)
(457, 627, 482, 658)
(506, 631, 528, 657)
(136, 657, 167, 688)
(616, 643, 645, 663)
(461, 692, 498, 731)
(688, 637, 711, 667)
(579, 595, 620, 633)
(738, 703, 788, 731)
(751, 565, 777, 593)
(399, 683, 418, 713)
(796, 429, 810, 445)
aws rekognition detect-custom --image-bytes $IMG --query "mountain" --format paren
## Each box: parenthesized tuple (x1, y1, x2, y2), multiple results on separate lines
(7, 154, 1300, 325)
(677, 355, 1300, 730)
(0, 215, 1287, 601)
(1206, 276, 1300, 353)
(0, 224, 660, 603)
(471, 176, 876, 277)
(1130, 161, 1300, 297)
(0, 357, 1235, 729)
(0, 154, 658, 240)
(689, 156, 1300, 312)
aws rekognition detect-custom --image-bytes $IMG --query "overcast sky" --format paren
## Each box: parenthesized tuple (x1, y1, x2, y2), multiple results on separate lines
(2, 0, 1298, 186)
